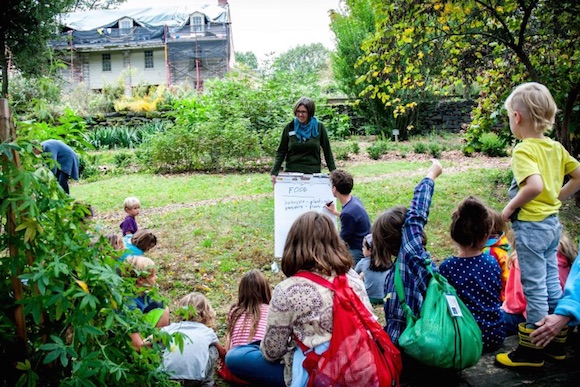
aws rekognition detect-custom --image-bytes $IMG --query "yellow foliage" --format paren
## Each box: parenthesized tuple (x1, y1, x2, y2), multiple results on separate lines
(75, 280, 89, 293)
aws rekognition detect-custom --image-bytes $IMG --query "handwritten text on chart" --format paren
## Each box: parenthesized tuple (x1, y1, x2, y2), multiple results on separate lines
(284, 197, 326, 211)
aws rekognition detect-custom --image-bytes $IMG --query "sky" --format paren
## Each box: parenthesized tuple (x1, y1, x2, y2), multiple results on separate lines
(118, 0, 342, 61)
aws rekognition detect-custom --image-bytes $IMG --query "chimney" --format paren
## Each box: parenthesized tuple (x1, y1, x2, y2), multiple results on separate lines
(218, 0, 228, 6)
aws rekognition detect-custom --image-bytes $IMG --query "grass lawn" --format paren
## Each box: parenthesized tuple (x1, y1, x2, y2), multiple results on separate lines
(73, 141, 580, 347)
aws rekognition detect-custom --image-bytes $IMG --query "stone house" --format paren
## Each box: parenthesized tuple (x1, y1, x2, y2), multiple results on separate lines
(51, 0, 232, 93)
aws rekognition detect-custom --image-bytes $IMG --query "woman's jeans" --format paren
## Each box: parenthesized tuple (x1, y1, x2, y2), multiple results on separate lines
(225, 343, 285, 387)
(512, 216, 562, 324)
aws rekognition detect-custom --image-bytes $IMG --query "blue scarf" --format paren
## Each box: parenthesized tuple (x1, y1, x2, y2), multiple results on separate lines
(293, 116, 319, 143)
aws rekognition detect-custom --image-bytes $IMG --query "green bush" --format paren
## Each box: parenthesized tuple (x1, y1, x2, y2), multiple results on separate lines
(333, 144, 351, 161)
(367, 140, 391, 160)
(413, 142, 428, 154)
(349, 141, 360, 155)
(480, 132, 507, 157)
(0, 142, 175, 385)
(428, 143, 442, 158)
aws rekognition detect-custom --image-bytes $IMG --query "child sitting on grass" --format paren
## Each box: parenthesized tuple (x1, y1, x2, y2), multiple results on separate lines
(120, 228, 157, 261)
(161, 292, 226, 385)
(120, 196, 141, 237)
(439, 196, 505, 352)
(124, 255, 170, 352)
(355, 233, 389, 304)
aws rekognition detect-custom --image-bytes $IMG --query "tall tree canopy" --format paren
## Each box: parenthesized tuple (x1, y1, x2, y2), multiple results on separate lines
(356, 0, 580, 153)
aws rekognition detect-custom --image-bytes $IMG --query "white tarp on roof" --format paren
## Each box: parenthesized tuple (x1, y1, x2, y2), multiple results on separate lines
(60, 5, 227, 31)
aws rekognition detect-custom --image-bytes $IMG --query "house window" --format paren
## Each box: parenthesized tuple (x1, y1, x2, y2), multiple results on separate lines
(190, 15, 204, 33)
(119, 17, 133, 34)
(144, 50, 154, 69)
(102, 53, 111, 72)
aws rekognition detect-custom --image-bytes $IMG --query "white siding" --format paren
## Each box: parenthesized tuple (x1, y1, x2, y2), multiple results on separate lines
(87, 49, 166, 89)
(88, 51, 125, 89)
(132, 49, 166, 86)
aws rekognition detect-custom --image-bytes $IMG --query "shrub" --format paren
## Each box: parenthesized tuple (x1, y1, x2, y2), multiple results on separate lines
(479, 132, 507, 157)
(349, 141, 360, 155)
(333, 144, 351, 161)
(413, 142, 428, 154)
(367, 140, 391, 160)
(1, 142, 175, 385)
(428, 143, 442, 158)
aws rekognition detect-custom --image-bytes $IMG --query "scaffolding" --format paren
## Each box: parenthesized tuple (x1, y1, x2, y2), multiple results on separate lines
(50, 4, 232, 91)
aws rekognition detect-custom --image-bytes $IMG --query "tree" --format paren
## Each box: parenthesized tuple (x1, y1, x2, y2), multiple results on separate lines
(1, 1, 72, 96)
(235, 51, 259, 70)
(273, 43, 330, 80)
(357, 0, 580, 153)
(330, 0, 393, 134)
(70, 0, 127, 11)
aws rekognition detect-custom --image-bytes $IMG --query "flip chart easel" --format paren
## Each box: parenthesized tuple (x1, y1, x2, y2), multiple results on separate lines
(274, 173, 336, 260)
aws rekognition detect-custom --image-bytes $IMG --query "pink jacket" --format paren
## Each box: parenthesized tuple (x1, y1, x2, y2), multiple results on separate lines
(502, 252, 572, 317)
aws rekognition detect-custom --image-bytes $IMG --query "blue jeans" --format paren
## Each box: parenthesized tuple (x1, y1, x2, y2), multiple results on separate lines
(500, 310, 525, 336)
(225, 343, 285, 386)
(512, 216, 562, 324)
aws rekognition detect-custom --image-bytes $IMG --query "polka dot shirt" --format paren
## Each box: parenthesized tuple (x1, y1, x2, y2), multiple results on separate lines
(439, 253, 506, 351)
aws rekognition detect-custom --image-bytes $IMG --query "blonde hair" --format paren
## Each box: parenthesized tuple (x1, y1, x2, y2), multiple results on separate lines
(558, 232, 578, 264)
(125, 255, 155, 278)
(504, 82, 557, 134)
(176, 292, 216, 327)
(123, 196, 141, 210)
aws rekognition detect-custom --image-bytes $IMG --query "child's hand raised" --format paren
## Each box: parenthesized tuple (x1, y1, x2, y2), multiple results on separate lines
(426, 159, 442, 180)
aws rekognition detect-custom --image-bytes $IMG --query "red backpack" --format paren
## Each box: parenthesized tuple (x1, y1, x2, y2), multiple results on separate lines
(293, 271, 402, 387)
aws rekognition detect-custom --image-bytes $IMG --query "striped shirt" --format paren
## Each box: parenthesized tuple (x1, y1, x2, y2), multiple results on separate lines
(228, 303, 269, 348)
(384, 177, 437, 344)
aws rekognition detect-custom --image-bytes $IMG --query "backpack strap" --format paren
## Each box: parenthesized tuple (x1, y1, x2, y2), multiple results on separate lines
(394, 259, 434, 321)
(294, 271, 334, 290)
(292, 271, 334, 378)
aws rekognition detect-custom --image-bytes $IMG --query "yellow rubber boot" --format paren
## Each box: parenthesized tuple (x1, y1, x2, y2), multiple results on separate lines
(496, 323, 544, 367)
(544, 326, 568, 361)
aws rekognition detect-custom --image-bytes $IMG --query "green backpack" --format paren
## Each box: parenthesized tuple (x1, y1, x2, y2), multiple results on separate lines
(394, 259, 483, 369)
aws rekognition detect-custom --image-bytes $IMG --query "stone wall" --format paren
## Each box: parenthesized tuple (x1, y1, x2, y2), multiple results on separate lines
(416, 99, 475, 134)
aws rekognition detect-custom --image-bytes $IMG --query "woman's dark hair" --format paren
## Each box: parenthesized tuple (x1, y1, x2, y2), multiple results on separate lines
(293, 97, 316, 120)
(450, 196, 491, 249)
(281, 211, 352, 277)
(371, 206, 426, 270)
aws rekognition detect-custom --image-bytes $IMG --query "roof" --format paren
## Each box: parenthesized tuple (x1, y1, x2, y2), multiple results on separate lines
(59, 5, 228, 31)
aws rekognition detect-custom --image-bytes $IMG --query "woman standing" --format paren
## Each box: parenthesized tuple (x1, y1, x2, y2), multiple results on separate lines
(270, 97, 336, 184)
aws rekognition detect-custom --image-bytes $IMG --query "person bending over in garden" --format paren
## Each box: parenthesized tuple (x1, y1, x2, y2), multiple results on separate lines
(35, 139, 79, 195)
(496, 82, 580, 368)
(326, 169, 371, 266)
(270, 97, 336, 185)
(439, 196, 506, 352)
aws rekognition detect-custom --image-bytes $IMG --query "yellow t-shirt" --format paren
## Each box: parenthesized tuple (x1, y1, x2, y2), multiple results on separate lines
(511, 138, 580, 221)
